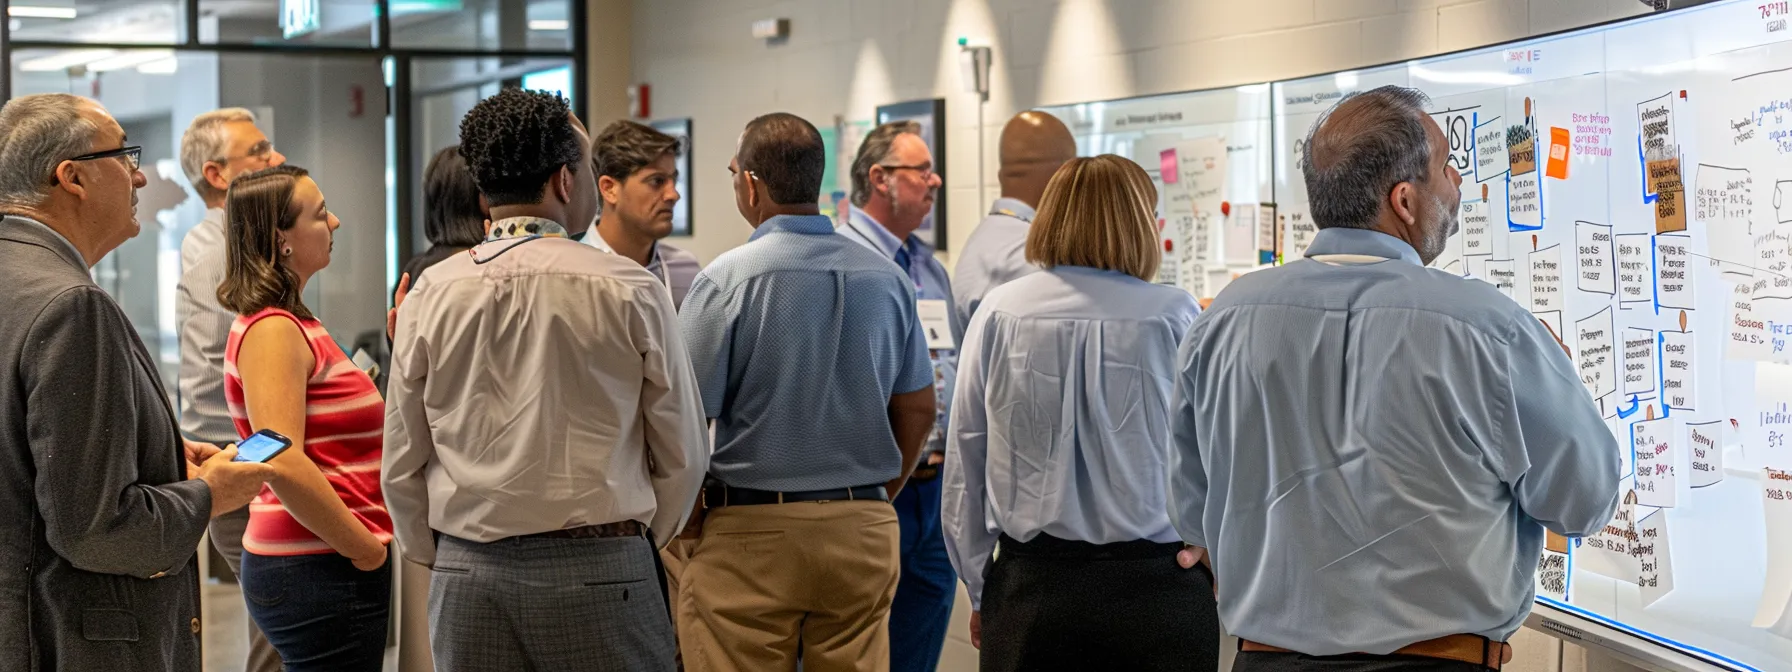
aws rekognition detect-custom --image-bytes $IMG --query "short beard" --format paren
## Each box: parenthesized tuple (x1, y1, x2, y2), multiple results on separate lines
(1419, 192, 1458, 266)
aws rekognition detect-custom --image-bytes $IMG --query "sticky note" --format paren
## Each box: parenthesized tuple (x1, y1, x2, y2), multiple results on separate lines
(1547, 127, 1571, 179)
(1159, 148, 1178, 184)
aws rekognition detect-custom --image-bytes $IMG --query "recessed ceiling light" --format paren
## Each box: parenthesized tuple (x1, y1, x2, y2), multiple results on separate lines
(18, 49, 116, 72)
(9, 6, 78, 19)
(88, 50, 176, 72)
(529, 19, 568, 31)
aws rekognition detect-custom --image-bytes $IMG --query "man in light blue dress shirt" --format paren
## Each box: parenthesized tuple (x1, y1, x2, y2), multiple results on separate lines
(677, 113, 936, 671)
(842, 120, 960, 672)
(1170, 86, 1621, 671)
(951, 110, 1077, 326)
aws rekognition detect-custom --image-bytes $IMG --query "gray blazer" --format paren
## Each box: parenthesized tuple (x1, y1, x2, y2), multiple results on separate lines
(0, 216, 213, 671)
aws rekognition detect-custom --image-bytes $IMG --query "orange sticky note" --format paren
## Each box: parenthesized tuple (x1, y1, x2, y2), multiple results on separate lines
(1546, 126, 1570, 180)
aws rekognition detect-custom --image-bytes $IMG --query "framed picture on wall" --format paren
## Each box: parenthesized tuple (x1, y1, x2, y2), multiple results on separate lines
(648, 117, 694, 237)
(874, 98, 947, 251)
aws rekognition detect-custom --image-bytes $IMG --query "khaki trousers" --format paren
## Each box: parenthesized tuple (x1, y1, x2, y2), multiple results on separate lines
(677, 499, 899, 672)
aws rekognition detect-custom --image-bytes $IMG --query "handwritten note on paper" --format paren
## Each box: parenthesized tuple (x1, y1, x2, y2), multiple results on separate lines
(1653, 161, 1689, 234)
(1755, 363, 1792, 468)
(1475, 116, 1509, 182)
(1731, 281, 1774, 361)
(1638, 94, 1677, 163)
(1462, 200, 1494, 257)
(1661, 329, 1697, 412)
(1617, 233, 1652, 306)
(1578, 308, 1618, 401)
(1531, 246, 1565, 314)
(1579, 492, 1640, 581)
(1694, 164, 1754, 273)
(1537, 546, 1570, 602)
(1509, 173, 1542, 231)
(1226, 204, 1257, 266)
(1257, 204, 1276, 262)
(1753, 468, 1792, 633)
(1577, 222, 1615, 295)
(1635, 509, 1676, 607)
(1688, 420, 1724, 488)
(1481, 260, 1515, 298)
(1283, 207, 1316, 260)
(1655, 235, 1695, 311)
(1624, 328, 1657, 396)
(1632, 417, 1677, 508)
(1755, 229, 1792, 300)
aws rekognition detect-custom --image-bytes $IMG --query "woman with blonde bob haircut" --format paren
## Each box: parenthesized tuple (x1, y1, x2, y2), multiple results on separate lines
(942, 154, 1218, 672)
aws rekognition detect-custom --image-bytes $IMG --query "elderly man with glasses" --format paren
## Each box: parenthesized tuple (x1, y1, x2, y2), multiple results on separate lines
(172, 106, 288, 672)
(0, 93, 276, 671)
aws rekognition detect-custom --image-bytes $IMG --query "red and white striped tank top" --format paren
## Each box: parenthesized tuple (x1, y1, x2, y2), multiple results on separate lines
(224, 307, 393, 556)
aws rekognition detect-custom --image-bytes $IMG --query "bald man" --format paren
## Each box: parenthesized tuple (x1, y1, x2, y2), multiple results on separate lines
(951, 110, 1077, 326)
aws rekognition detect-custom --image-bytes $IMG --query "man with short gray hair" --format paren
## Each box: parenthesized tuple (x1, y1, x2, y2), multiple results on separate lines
(173, 107, 287, 672)
(1168, 85, 1620, 671)
(0, 93, 274, 671)
(842, 120, 959, 672)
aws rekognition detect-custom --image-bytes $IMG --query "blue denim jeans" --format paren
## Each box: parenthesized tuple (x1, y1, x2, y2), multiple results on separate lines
(240, 549, 392, 672)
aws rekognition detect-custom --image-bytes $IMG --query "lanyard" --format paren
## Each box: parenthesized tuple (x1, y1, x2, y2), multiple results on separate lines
(990, 206, 1032, 223)
(469, 236, 546, 264)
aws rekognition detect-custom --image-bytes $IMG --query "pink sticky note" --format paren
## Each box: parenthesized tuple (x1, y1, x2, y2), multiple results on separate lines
(1160, 148, 1179, 184)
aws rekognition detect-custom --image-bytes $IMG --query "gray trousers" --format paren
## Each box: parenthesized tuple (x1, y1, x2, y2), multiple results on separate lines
(430, 533, 676, 672)
(209, 505, 284, 672)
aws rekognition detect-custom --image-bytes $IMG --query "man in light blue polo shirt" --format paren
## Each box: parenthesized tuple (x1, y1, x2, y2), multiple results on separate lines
(676, 112, 936, 672)
(841, 120, 961, 672)
(952, 110, 1077, 326)
(1169, 86, 1620, 672)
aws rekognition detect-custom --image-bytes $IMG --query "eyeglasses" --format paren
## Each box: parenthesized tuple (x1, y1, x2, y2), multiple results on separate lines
(879, 163, 935, 180)
(51, 145, 142, 185)
(219, 140, 275, 163)
(66, 145, 143, 171)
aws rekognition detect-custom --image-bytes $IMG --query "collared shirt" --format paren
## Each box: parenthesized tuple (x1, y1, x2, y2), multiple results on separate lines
(13, 216, 83, 262)
(945, 266, 1199, 610)
(1169, 227, 1621, 655)
(175, 207, 238, 442)
(383, 216, 708, 565)
(586, 233, 704, 310)
(952, 197, 1040, 326)
(680, 214, 933, 492)
(842, 206, 960, 455)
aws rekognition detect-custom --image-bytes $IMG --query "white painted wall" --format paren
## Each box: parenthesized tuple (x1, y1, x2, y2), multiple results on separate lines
(631, 0, 1652, 267)
(630, 2, 1669, 671)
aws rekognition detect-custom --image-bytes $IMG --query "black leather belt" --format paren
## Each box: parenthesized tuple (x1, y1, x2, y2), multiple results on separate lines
(908, 464, 940, 481)
(516, 520, 644, 541)
(704, 483, 888, 507)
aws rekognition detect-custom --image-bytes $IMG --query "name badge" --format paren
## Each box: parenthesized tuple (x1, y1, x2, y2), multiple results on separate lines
(916, 299, 955, 350)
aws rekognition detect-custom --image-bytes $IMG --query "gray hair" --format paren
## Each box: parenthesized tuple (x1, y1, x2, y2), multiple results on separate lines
(0, 93, 103, 209)
(849, 120, 921, 207)
(1301, 85, 1433, 230)
(180, 107, 257, 201)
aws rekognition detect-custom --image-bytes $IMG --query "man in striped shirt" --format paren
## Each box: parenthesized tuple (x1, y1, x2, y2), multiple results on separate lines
(173, 108, 286, 672)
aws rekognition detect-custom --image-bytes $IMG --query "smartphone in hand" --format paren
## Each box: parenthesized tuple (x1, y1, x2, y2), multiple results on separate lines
(233, 429, 294, 463)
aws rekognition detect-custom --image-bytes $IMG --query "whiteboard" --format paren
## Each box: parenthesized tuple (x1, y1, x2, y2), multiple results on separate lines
(1039, 85, 1273, 298)
(1271, 2, 1792, 669)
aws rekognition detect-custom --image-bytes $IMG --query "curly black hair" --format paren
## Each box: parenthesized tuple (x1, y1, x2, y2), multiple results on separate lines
(457, 88, 583, 207)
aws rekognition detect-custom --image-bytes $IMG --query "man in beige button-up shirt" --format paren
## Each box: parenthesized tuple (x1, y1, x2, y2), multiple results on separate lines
(383, 88, 707, 672)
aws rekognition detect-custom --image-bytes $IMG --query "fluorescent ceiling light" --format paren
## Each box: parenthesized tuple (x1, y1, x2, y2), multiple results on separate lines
(18, 49, 116, 72)
(10, 6, 77, 19)
(529, 19, 568, 31)
(136, 58, 178, 75)
(88, 49, 175, 72)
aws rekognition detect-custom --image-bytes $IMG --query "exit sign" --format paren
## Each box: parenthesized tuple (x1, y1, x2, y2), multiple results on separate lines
(281, 0, 320, 39)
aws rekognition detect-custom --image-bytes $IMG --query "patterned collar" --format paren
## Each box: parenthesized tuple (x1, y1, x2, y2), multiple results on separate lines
(485, 216, 569, 242)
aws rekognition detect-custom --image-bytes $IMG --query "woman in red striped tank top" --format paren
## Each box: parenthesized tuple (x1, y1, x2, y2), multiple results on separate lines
(217, 165, 391, 671)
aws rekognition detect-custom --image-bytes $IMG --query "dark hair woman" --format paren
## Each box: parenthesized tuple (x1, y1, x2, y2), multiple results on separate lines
(217, 164, 393, 671)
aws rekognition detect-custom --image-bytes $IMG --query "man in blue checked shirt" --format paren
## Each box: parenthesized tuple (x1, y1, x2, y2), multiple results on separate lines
(842, 120, 960, 672)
